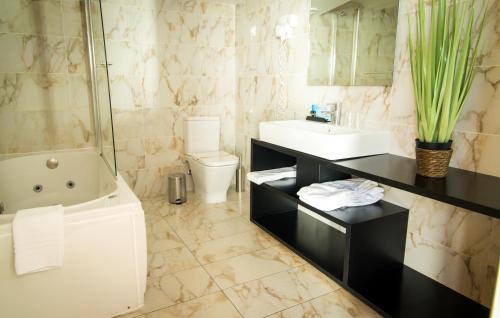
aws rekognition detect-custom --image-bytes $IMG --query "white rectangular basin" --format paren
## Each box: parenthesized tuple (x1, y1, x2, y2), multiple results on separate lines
(259, 120, 390, 160)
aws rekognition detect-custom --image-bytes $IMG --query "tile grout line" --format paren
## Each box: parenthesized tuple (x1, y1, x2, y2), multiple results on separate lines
(145, 195, 318, 317)
(136, 199, 235, 317)
(159, 201, 246, 317)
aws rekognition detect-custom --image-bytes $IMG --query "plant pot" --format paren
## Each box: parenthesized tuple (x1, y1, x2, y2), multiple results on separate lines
(415, 139, 453, 178)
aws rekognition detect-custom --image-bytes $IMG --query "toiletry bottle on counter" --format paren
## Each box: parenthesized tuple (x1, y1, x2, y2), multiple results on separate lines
(310, 104, 317, 117)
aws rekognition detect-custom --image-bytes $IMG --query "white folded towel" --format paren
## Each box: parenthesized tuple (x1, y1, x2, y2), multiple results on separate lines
(12, 205, 64, 275)
(297, 178, 384, 212)
(247, 165, 296, 185)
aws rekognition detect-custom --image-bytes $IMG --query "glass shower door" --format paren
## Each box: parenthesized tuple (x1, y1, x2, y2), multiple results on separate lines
(84, 0, 117, 175)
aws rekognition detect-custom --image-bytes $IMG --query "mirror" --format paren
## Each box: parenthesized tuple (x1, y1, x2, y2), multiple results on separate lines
(308, 0, 399, 86)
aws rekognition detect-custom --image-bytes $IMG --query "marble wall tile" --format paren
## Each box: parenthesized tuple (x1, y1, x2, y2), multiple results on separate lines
(0, 34, 67, 74)
(115, 138, 146, 170)
(0, 0, 99, 156)
(15, 73, 70, 111)
(112, 108, 145, 140)
(103, 0, 238, 199)
(69, 73, 93, 110)
(0, 73, 19, 109)
(144, 136, 184, 168)
(62, 1, 86, 38)
(0, 0, 64, 36)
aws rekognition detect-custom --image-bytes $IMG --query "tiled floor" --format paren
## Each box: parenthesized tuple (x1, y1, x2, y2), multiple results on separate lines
(118, 191, 381, 318)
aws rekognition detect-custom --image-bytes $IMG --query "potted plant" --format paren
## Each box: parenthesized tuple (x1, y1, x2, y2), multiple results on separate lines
(408, 0, 486, 177)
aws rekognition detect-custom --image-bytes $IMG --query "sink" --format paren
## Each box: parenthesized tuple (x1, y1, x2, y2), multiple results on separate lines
(259, 120, 390, 160)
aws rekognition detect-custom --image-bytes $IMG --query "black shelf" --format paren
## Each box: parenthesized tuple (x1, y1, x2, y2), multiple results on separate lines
(349, 265, 489, 318)
(254, 210, 346, 281)
(332, 154, 500, 219)
(262, 178, 408, 227)
(253, 208, 489, 318)
(250, 139, 491, 318)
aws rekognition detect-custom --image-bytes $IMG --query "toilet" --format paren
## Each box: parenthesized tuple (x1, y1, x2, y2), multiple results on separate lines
(184, 117, 239, 203)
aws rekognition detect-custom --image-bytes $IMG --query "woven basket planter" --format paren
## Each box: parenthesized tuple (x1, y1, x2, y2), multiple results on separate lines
(415, 139, 453, 178)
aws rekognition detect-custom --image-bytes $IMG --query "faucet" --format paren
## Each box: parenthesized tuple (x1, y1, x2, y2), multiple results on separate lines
(323, 102, 342, 125)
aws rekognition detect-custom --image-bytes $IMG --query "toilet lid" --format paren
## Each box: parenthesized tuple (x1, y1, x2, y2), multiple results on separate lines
(192, 151, 239, 167)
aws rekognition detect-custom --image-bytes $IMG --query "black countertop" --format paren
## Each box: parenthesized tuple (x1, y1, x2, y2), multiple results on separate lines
(331, 154, 500, 219)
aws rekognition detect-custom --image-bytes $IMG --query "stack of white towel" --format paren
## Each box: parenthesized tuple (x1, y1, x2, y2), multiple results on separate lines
(297, 178, 384, 212)
(12, 205, 64, 275)
(247, 165, 296, 185)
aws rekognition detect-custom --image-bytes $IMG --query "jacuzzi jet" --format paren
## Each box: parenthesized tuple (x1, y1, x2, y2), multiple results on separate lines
(33, 184, 43, 193)
(66, 180, 76, 189)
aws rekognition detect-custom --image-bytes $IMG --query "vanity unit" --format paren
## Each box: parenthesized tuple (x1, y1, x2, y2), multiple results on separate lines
(250, 137, 498, 318)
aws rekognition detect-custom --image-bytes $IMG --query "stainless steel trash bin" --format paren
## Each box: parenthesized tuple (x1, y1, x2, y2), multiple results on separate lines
(168, 173, 187, 204)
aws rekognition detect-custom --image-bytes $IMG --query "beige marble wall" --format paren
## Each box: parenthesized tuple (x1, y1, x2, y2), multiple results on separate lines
(235, 0, 499, 308)
(102, 0, 236, 198)
(0, 0, 94, 155)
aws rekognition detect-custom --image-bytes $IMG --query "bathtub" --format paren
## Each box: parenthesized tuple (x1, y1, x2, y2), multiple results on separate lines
(0, 150, 147, 318)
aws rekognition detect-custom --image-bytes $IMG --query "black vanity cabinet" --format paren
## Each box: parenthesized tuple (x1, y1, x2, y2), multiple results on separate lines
(249, 139, 490, 318)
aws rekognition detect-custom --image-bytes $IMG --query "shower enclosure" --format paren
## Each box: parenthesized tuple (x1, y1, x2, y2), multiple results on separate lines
(0, 0, 117, 212)
(0, 3, 147, 318)
(0, 0, 116, 172)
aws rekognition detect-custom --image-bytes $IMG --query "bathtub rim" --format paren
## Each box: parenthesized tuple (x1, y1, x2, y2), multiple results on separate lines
(0, 173, 141, 229)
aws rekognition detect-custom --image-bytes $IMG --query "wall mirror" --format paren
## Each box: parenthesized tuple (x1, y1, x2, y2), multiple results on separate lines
(308, 0, 399, 86)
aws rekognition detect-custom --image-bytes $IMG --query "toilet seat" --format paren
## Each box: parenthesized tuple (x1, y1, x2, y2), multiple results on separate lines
(190, 151, 238, 167)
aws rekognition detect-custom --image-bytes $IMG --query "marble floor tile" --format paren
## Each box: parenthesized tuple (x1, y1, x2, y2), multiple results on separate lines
(173, 216, 255, 246)
(189, 229, 279, 264)
(273, 289, 381, 318)
(144, 292, 241, 318)
(146, 218, 184, 253)
(224, 264, 341, 318)
(212, 196, 251, 218)
(137, 266, 220, 315)
(148, 246, 199, 278)
(165, 205, 241, 229)
(226, 189, 250, 202)
(115, 195, 383, 318)
(203, 245, 305, 289)
(142, 194, 203, 217)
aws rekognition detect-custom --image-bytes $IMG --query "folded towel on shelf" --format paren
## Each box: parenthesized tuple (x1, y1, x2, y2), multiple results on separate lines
(247, 165, 297, 185)
(12, 205, 64, 275)
(297, 178, 384, 212)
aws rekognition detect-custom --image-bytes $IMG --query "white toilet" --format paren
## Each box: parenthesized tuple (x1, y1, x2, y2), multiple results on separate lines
(184, 117, 239, 203)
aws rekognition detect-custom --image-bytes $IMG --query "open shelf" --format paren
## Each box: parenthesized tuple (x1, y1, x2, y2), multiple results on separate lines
(250, 139, 491, 317)
(332, 154, 500, 219)
(253, 208, 489, 318)
(349, 265, 489, 318)
(263, 178, 408, 227)
(254, 210, 346, 281)
(252, 138, 500, 219)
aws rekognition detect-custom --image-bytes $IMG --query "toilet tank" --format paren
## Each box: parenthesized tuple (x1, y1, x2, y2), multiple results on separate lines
(184, 117, 220, 155)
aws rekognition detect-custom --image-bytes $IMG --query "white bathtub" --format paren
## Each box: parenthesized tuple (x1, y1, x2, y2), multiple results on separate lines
(0, 150, 147, 318)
